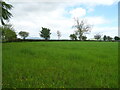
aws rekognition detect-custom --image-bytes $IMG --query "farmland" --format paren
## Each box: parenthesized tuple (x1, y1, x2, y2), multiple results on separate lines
(2, 41, 118, 88)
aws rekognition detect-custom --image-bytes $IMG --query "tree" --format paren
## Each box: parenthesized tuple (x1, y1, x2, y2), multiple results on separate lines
(103, 35, 107, 41)
(18, 31, 29, 40)
(40, 27, 51, 40)
(57, 30, 61, 40)
(114, 36, 120, 41)
(94, 33, 102, 41)
(0, 26, 5, 40)
(69, 34, 77, 40)
(107, 36, 113, 41)
(0, 1, 13, 25)
(82, 36, 87, 41)
(0, 24, 17, 41)
(73, 18, 92, 40)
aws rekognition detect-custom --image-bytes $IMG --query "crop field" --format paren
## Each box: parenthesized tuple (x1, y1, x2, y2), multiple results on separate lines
(2, 41, 118, 88)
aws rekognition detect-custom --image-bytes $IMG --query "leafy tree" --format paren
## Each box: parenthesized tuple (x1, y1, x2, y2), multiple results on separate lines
(114, 36, 120, 41)
(82, 36, 87, 41)
(94, 33, 102, 41)
(0, 1, 13, 25)
(0, 26, 5, 40)
(0, 26, 4, 40)
(103, 35, 107, 41)
(0, 24, 17, 41)
(18, 31, 29, 40)
(73, 18, 92, 40)
(57, 30, 61, 40)
(69, 34, 77, 40)
(40, 27, 51, 40)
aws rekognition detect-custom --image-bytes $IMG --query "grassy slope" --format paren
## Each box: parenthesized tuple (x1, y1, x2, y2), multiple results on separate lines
(2, 42, 118, 88)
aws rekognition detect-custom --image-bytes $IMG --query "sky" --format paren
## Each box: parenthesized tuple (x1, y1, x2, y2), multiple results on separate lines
(6, 0, 119, 39)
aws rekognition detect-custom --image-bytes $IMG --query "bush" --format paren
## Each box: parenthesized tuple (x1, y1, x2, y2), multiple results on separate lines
(0, 25, 17, 42)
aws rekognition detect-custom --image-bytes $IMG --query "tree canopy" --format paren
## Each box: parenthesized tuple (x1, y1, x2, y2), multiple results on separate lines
(40, 27, 51, 40)
(0, 1, 13, 25)
(69, 34, 77, 40)
(18, 31, 29, 40)
(0, 24, 17, 41)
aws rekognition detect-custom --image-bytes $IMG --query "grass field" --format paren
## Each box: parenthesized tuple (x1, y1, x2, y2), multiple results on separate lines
(2, 41, 118, 88)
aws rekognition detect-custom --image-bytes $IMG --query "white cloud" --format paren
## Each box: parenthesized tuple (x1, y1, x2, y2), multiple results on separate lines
(92, 27, 118, 33)
(10, 3, 74, 39)
(92, 27, 117, 36)
(76, 0, 118, 6)
(85, 16, 108, 25)
(6, 0, 118, 39)
(86, 26, 118, 39)
(7, 0, 119, 6)
(69, 8, 86, 18)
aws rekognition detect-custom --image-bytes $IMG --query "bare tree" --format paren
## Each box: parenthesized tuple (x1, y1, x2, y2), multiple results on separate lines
(94, 33, 102, 41)
(107, 36, 113, 41)
(57, 30, 61, 40)
(73, 18, 92, 40)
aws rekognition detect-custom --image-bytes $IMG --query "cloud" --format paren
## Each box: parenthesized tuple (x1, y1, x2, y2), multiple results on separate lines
(85, 16, 108, 25)
(85, 26, 118, 39)
(69, 8, 86, 18)
(92, 27, 118, 33)
(92, 27, 118, 36)
(6, 0, 118, 39)
(7, 0, 119, 6)
(10, 3, 74, 39)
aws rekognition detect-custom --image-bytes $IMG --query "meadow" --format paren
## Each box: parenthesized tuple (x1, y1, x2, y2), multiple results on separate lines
(2, 41, 118, 88)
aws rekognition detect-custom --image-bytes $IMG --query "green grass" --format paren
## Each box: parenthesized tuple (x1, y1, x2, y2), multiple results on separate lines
(2, 41, 118, 88)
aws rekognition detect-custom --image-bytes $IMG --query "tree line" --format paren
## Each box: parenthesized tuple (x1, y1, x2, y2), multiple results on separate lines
(0, 1, 120, 42)
(1, 23, 120, 42)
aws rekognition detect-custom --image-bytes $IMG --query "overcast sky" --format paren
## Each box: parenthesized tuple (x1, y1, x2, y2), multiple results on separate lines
(7, 0, 119, 39)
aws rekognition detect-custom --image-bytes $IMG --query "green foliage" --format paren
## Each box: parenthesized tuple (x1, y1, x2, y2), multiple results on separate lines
(82, 36, 87, 41)
(103, 35, 113, 42)
(40, 27, 51, 40)
(0, 1, 13, 25)
(18, 31, 29, 40)
(103, 35, 107, 41)
(0, 25, 17, 41)
(114, 36, 120, 41)
(3, 42, 118, 88)
(69, 34, 77, 40)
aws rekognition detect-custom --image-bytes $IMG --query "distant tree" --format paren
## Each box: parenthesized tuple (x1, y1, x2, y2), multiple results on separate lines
(0, 26, 5, 40)
(0, 1, 13, 25)
(82, 36, 87, 41)
(18, 31, 29, 40)
(107, 36, 113, 41)
(94, 33, 102, 41)
(103, 35, 107, 41)
(114, 36, 120, 41)
(40, 27, 51, 40)
(0, 24, 17, 41)
(73, 18, 92, 40)
(57, 30, 61, 40)
(69, 34, 77, 40)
